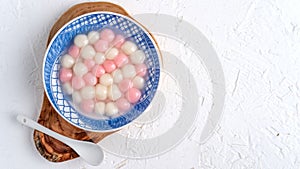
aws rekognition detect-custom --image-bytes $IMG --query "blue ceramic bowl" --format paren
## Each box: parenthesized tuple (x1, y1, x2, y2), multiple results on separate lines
(43, 12, 160, 132)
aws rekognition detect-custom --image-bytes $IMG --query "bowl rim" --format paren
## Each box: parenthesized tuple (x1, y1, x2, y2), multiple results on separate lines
(42, 11, 161, 132)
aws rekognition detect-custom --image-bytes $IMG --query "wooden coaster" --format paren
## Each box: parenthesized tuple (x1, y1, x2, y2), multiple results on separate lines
(33, 2, 133, 163)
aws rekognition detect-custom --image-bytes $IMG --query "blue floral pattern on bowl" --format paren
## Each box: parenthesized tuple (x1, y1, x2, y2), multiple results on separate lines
(43, 12, 160, 132)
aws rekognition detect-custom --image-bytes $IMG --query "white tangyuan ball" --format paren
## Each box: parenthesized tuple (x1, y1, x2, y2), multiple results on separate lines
(87, 31, 100, 44)
(132, 76, 145, 89)
(130, 50, 146, 64)
(74, 34, 89, 47)
(72, 91, 82, 103)
(121, 41, 137, 55)
(100, 73, 113, 86)
(80, 45, 96, 59)
(73, 62, 88, 76)
(121, 64, 136, 78)
(111, 69, 123, 84)
(105, 102, 119, 116)
(95, 102, 105, 115)
(61, 54, 75, 68)
(105, 47, 119, 60)
(95, 84, 107, 100)
(62, 82, 73, 95)
(94, 52, 105, 64)
(80, 86, 95, 100)
(108, 84, 122, 101)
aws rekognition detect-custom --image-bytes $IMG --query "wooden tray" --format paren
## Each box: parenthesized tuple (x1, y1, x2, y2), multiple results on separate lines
(33, 2, 134, 163)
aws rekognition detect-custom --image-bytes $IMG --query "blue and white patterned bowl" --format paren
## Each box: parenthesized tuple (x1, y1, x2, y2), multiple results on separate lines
(43, 12, 160, 132)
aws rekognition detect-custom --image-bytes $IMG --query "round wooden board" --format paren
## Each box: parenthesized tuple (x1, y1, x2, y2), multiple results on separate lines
(33, 2, 131, 163)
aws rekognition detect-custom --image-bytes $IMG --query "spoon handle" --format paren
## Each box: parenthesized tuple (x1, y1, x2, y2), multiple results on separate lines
(17, 115, 73, 144)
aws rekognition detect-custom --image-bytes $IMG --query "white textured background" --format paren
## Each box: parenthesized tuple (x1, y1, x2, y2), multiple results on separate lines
(0, 0, 300, 168)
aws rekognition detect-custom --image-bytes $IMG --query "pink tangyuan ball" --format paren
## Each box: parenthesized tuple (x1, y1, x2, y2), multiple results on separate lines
(118, 79, 133, 93)
(83, 72, 97, 86)
(114, 53, 129, 68)
(80, 99, 95, 114)
(100, 28, 115, 42)
(59, 68, 73, 83)
(111, 34, 125, 48)
(135, 64, 147, 77)
(71, 76, 85, 90)
(115, 98, 131, 112)
(84, 59, 96, 71)
(91, 65, 105, 78)
(68, 45, 80, 58)
(126, 88, 141, 103)
(103, 60, 116, 73)
(94, 39, 109, 52)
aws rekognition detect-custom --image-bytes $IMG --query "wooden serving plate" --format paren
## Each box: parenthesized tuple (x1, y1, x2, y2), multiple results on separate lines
(33, 2, 148, 163)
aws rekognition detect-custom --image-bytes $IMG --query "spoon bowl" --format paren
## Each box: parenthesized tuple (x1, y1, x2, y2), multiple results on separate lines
(17, 115, 104, 166)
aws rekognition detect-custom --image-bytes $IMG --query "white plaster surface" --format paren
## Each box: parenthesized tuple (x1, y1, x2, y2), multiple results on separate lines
(0, 0, 300, 168)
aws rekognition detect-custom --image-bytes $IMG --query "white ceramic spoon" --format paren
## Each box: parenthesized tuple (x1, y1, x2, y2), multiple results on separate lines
(16, 115, 104, 166)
